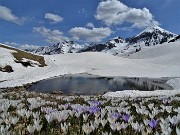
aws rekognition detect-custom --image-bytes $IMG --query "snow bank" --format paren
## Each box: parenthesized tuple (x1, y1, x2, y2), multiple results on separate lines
(167, 78, 180, 89)
(103, 89, 180, 98)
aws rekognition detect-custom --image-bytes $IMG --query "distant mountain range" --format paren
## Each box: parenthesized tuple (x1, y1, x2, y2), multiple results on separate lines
(27, 25, 178, 56)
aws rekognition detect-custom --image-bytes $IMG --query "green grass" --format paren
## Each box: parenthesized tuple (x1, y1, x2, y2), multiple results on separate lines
(0, 44, 46, 67)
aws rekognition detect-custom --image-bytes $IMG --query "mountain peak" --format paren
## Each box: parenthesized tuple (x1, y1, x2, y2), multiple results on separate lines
(136, 24, 176, 37)
(125, 25, 178, 46)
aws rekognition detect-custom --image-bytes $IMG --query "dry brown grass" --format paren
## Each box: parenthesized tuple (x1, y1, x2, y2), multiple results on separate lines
(0, 44, 46, 67)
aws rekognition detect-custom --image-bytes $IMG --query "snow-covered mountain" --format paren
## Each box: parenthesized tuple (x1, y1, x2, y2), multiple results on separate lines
(81, 25, 177, 56)
(80, 37, 125, 52)
(126, 24, 177, 46)
(32, 25, 177, 56)
(33, 40, 86, 55)
(168, 35, 180, 43)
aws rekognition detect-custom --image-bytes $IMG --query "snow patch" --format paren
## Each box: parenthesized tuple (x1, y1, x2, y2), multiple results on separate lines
(103, 89, 180, 98)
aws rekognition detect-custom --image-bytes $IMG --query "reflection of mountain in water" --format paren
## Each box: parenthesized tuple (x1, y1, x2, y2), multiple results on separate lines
(124, 78, 165, 91)
(28, 75, 172, 95)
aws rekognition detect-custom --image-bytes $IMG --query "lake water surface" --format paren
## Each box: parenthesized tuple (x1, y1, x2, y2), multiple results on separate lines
(28, 74, 172, 95)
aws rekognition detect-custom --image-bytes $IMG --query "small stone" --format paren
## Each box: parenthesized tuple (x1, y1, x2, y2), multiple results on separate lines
(51, 90, 63, 95)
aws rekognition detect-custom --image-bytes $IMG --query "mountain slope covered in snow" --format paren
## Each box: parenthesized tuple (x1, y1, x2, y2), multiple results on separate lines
(33, 41, 86, 55)
(80, 25, 177, 57)
(0, 44, 46, 73)
(126, 24, 177, 46)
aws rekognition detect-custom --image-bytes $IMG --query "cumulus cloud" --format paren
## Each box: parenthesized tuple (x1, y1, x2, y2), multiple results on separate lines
(33, 26, 69, 44)
(95, 0, 159, 28)
(69, 27, 112, 42)
(4, 42, 40, 50)
(86, 22, 95, 28)
(45, 13, 63, 23)
(0, 5, 24, 25)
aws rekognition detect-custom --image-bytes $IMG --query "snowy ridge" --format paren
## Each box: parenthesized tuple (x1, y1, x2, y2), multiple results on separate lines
(31, 25, 178, 57)
(33, 40, 86, 55)
(168, 35, 180, 43)
(135, 24, 176, 37)
(81, 25, 177, 56)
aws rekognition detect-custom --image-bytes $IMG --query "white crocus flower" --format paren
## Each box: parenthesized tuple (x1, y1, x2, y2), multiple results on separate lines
(25, 110, 32, 119)
(174, 107, 180, 114)
(116, 122, 122, 131)
(146, 127, 152, 134)
(0, 119, 3, 124)
(95, 111, 101, 118)
(33, 112, 40, 119)
(160, 121, 171, 135)
(131, 122, 143, 132)
(110, 123, 117, 131)
(11, 116, 19, 125)
(148, 113, 155, 119)
(69, 110, 75, 117)
(152, 107, 159, 116)
(90, 121, 95, 131)
(148, 103, 154, 110)
(45, 114, 53, 123)
(95, 117, 100, 126)
(82, 123, 93, 135)
(101, 119, 107, 127)
(36, 124, 42, 132)
(143, 119, 149, 126)
(17, 109, 26, 117)
(121, 121, 128, 129)
(176, 127, 180, 135)
(107, 115, 116, 124)
(0, 125, 10, 135)
(165, 106, 172, 113)
(102, 131, 109, 135)
(168, 115, 179, 126)
(83, 113, 89, 122)
(101, 109, 107, 118)
(61, 122, 68, 134)
(34, 118, 40, 125)
(27, 125, 36, 134)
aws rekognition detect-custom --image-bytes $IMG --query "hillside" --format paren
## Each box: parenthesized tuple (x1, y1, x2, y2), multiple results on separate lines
(0, 44, 46, 73)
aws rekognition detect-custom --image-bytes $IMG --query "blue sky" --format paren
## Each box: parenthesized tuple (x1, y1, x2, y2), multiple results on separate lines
(0, 0, 180, 49)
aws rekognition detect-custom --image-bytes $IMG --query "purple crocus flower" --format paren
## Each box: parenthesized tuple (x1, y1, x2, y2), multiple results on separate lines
(122, 114, 130, 122)
(92, 101, 101, 107)
(47, 109, 57, 114)
(148, 119, 158, 129)
(112, 113, 120, 121)
(65, 103, 71, 109)
(88, 106, 100, 114)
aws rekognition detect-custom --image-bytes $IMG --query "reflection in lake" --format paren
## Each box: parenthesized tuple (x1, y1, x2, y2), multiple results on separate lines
(28, 74, 172, 95)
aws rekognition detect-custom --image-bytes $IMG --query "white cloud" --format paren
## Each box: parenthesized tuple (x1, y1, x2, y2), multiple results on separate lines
(45, 13, 63, 23)
(95, 0, 159, 28)
(0, 5, 24, 25)
(69, 27, 112, 42)
(4, 42, 40, 50)
(19, 44, 40, 50)
(4, 42, 19, 46)
(86, 22, 95, 28)
(33, 26, 69, 44)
